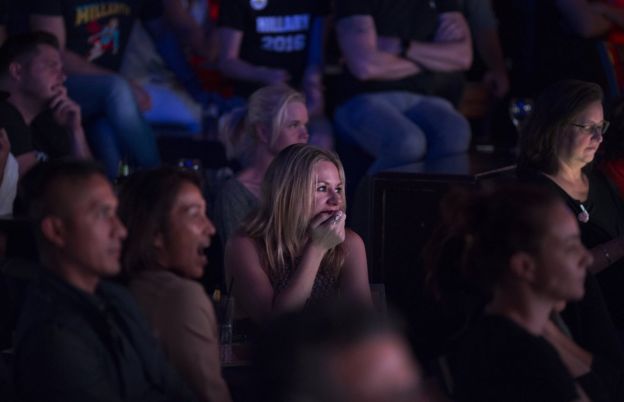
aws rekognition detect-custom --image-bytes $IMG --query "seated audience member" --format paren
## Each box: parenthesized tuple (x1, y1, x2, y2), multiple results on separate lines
(254, 301, 425, 402)
(29, 0, 162, 178)
(425, 187, 624, 401)
(225, 144, 371, 324)
(461, 0, 509, 100)
(495, 0, 624, 100)
(332, 0, 472, 174)
(517, 80, 624, 332)
(118, 167, 232, 402)
(426, 185, 606, 402)
(214, 85, 309, 244)
(120, 0, 220, 134)
(0, 31, 91, 177)
(518, 83, 624, 400)
(13, 160, 196, 402)
(0, 128, 17, 214)
(217, 0, 325, 100)
(217, 0, 332, 148)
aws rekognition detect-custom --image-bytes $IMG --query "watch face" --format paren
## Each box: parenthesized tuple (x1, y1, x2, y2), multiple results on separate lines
(36, 151, 49, 163)
(250, 0, 268, 11)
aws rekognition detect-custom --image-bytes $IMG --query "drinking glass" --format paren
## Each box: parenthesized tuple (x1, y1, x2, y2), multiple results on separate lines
(219, 296, 235, 363)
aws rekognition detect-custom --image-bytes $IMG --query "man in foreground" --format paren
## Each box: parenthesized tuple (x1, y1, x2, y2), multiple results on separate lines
(13, 159, 195, 402)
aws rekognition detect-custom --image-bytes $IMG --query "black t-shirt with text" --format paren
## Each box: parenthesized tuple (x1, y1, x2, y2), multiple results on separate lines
(28, 0, 162, 71)
(219, 0, 329, 97)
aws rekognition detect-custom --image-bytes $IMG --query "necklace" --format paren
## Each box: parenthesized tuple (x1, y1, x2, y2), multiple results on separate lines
(578, 203, 590, 223)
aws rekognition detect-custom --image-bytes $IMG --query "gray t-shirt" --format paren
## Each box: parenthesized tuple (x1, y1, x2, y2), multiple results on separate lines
(213, 177, 258, 247)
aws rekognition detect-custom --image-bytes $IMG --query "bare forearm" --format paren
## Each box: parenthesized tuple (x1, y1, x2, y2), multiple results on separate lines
(406, 39, 472, 72)
(218, 58, 282, 85)
(336, 16, 420, 81)
(16, 152, 38, 178)
(69, 127, 92, 159)
(589, 236, 624, 274)
(61, 50, 115, 76)
(271, 243, 326, 313)
(349, 52, 421, 81)
(162, 0, 213, 61)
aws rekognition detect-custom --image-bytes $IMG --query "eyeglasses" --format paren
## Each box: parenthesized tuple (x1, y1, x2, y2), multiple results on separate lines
(570, 120, 610, 137)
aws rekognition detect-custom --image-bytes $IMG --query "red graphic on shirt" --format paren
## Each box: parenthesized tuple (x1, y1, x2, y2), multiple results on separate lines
(85, 18, 120, 62)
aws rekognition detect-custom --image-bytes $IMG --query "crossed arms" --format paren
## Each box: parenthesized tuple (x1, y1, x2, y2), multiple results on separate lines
(335, 11, 472, 81)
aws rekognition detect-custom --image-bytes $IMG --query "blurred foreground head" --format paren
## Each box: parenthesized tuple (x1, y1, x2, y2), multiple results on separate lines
(254, 301, 425, 402)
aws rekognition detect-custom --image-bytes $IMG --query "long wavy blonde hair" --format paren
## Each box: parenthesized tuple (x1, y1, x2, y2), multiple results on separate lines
(242, 144, 347, 279)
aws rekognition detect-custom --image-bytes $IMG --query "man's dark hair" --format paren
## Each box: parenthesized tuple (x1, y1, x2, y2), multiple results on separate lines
(0, 31, 60, 75)
(22, 158, 106, 234)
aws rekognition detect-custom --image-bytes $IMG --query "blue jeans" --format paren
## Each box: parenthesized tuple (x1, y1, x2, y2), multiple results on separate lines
(66, 74, 161, 178)
(141, 81, 202, 134)
(334, 91, 471, 174)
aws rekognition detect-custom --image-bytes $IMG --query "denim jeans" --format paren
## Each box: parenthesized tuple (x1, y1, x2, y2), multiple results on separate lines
(334, 91, 471, 174)
(66, 74, 161, 178)
(141, 81, 202, 134)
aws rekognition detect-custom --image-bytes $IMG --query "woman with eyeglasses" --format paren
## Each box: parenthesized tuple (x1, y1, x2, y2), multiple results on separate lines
(517, 80, 624, 334)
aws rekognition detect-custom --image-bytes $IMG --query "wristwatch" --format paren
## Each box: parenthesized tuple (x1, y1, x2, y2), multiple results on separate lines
(35, 151, 49, 163)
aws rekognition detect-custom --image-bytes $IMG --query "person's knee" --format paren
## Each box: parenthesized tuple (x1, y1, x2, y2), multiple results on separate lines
(396, 133, 427, 161)
(335, 96, 387, 127)
(106, 75, 136, 104)
(334, 96, 399, 147)
(368, 132, 426, 173)
(444, 114, 471, 153)
(427, 114, 471, 158)
(334, 102, 358, 134)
